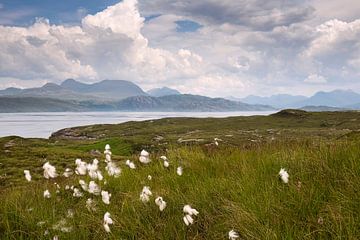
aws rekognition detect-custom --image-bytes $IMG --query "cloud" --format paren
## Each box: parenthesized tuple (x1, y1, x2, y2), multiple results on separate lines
(304, 74, 327, 84)
(0, 0, 360, 97)
(0, 0, 203, 87)
(140, 0, 314, 31)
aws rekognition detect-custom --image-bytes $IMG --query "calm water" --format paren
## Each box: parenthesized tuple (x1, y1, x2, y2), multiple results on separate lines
(0, 111, 275, 138)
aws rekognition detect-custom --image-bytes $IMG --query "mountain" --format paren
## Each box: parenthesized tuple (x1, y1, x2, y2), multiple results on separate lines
(0, 97, 86, 112)
(0, 95, 274, 113)
(147, 87, 181, 97)
(0, 82, 94, 100)
(115, 94, 273, 111)
(61, 79, 147, 100)
(0, 87, 22, 95)
(294, 90, 360, 108)
(234, 94, 307, 108)
(0, 79, 148, 101)
(233, 90, 360, 109)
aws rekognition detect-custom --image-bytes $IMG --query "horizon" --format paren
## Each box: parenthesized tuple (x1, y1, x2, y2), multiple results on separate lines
(0, 0, 359, 97)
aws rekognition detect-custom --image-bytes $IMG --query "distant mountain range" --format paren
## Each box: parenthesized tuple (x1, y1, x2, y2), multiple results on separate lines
(230, 89, 360, 110)
(0, 79, 273, 112)
(0, 79, 147, 101)
(147, 87, 181, 97)
(2, 79, 359, 113)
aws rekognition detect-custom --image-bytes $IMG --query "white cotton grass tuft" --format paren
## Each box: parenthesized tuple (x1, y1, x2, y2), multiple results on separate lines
(24, 170, 31, 181)
(160, 155, 169, 167)
(72, 188, 83, 197)
(183, 205, 199, 226)
(79, 180, 88, 191)
(75, 159, 87, 175)
(103, 212, 113, 233)
(52, 218, 73, 233)
(43, 189, 51, 198)
(63, 168, 73, 178)
(86, 198, 96, 211)
(106, 161, 121, 177)
(43, 162, 58, 179)
(139, 149, 151, 164)
(279, 168, 289, 183)
(183, 214, 194, 226)
(155, 197, 167, 211)
(183, 205, 199, 216)
(104, 144, 112, 163)
(87, 159, 98, 178)
(177, 166, 183, 176)
(140, 186, 152, 203)
(101, 190, 111, 205)
(148, 175, 152, 180)
(125, 159, 136, 169)
(87, 159, 104, 180)
(67, 209, 74, 218)
(229, 229, 239, 239)
(88, 181, 101, 195)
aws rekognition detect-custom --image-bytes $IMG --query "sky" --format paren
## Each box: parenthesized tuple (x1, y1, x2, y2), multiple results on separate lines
(0, 0, 359, 97)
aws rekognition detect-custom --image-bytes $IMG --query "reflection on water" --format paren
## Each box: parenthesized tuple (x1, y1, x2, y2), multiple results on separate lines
(0, 111, 275, 138)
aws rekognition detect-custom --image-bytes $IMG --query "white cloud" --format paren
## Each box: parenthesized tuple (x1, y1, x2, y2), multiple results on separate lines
(304, 74, 327, 84)
(0, 0, 204, 88)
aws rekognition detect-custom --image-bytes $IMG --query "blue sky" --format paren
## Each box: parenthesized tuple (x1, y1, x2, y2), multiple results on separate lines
(0, 0, 120, 25)
(0, 0, 360, 97)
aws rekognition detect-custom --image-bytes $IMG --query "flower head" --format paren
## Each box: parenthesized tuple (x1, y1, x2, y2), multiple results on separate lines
(106, 161, 121, 177)
(279, 168, 289, 183)
(229, 229, 239, 239)
(183, 205, 198, 226)
(101, 190, 111, 205)
(140, 186, 152, 203)
(155, 196, 167, 211)
(183, 214, 194, 226)
(63, 168, 73, 178)
(86, 198, 96, 211)
(139, 149, 151, 164)
(43, 189, 51, 198)
(103, 212, 113, 232)
(75, 159, 87, 175)
(24, 170, 31, 182)
(79, 180, 88, 191)
(183, 205, 199, 216)
(43, 162, 58, 179)
(177, 166, 183, 176)
(73, 188, 83, 197)
(125, 159, 136, 169)
(88, 181, 101, 195)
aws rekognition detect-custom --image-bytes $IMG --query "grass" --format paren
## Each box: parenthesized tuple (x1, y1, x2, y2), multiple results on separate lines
(0, 110, 360, 239)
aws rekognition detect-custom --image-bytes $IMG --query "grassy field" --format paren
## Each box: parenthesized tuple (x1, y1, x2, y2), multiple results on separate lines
(0, 110, 359, 239)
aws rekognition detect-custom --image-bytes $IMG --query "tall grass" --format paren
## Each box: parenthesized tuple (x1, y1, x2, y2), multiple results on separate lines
(0, 140, 359, 239)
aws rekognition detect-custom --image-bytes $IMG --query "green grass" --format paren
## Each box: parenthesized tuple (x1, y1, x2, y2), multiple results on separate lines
(0, 110, 360, 239)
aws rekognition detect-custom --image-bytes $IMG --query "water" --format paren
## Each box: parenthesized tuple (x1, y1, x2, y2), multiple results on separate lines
(0, 111, 275, 138)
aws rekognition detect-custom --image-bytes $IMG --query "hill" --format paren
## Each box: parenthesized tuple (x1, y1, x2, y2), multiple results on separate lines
(237, 90, 360, 109)
(294, 90, 360, 108)
(147, 87, 181, 97)
(61, 79, 147, 100)
(237, 94, 307, 108)
(0, 94, 274, 113)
